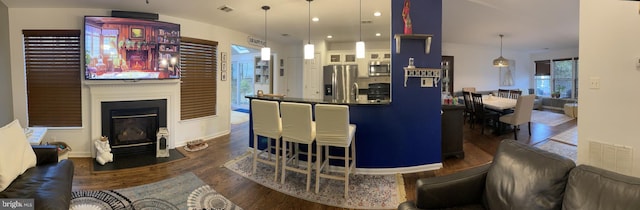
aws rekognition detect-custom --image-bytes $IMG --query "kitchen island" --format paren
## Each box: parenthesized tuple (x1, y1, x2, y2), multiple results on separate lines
(245, 95, 442, 174)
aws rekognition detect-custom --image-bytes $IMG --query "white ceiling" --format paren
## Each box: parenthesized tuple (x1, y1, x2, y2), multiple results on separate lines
(1, 0, 579, 53)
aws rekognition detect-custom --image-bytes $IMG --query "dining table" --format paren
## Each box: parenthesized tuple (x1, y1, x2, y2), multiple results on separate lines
(481, 95, 518, 135)
(482, 95, 517, 113)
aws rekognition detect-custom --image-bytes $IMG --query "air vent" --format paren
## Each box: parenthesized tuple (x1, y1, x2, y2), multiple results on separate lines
(361, 20, 373, 24)
(218, 5, 234, 12)
(281, 33, 290, 37)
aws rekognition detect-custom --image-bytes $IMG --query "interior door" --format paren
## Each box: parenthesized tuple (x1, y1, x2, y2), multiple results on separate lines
(286, 57, 303, 97)
(303, 53, 322, 99)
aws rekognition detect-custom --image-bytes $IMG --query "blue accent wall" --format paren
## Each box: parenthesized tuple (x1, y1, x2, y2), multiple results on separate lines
(348, 0, 443, 168)
(248, 0, 443, 169)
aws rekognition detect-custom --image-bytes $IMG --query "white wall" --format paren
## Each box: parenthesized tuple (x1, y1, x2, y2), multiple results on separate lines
(442, 42, 532, 93)
(579, 0, 640, 177)
(7, 8, 292, 157)
(0, 2, 12, 125)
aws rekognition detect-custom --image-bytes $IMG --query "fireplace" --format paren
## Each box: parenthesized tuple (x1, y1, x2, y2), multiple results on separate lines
(101, 99, 167, 156)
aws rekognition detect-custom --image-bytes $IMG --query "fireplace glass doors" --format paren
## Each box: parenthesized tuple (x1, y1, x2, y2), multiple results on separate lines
(111, 108, 158, 147)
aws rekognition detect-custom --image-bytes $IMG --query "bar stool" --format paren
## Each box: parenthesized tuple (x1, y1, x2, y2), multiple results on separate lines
(314, 104, 356, 198)
(280, 102, 316, 191)
(251, 99, 282, 182)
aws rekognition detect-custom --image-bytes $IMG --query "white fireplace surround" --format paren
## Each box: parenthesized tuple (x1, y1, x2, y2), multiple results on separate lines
(87, 80, 180, 157)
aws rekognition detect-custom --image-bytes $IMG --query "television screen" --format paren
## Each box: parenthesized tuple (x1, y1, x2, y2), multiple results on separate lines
(84, 16, 181, 80)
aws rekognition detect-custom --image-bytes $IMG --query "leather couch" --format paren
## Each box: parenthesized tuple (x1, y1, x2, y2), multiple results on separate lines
(0, 145, 74, 210)
(399, 139, 640, 210)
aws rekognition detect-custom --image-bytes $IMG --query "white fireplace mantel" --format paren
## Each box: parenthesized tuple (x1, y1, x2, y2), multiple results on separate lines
(87, 80, 180, 157)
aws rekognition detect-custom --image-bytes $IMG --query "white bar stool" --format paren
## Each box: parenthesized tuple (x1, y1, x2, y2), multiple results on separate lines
(251, 99, 282, 182)
(314, 104, 356, 198)
(280, 102, 316, 191)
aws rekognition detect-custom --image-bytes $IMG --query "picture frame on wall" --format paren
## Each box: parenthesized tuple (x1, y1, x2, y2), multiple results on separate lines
(499, 60, 515, 86)
(130, 27, 144, 39)
(280, 68, 284, 76)
(221, 71, 227, 81)
(221, 52, 227, 62)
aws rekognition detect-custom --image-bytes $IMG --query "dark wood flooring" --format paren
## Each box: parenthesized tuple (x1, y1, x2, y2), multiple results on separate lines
(70, 112, 577, 210)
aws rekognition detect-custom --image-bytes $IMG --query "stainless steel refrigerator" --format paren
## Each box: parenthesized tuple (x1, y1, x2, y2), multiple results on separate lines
(323, 65, 359, 103)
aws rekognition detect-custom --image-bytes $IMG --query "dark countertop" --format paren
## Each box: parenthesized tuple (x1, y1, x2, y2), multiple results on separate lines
(245, 95, 391, 105)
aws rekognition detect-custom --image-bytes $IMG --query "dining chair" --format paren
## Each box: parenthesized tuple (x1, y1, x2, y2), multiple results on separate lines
(471, 93, 499, 134)
(462, 91, 475, 127)
(250, 99, 282, 182)
(314, 104, 356, 198)
(497, 89, 510, 98)
(461, 87, 476, 93)
(499, 95, 536, 140)
(509, 90, 522, 99)
(279, 102, 316, 192)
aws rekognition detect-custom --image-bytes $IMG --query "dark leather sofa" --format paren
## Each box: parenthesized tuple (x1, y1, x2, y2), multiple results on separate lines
(0, 145, 74, 210)
(399, 140, 640, 210)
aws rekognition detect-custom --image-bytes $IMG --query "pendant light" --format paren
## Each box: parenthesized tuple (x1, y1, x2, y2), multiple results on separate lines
(261, 6, 271, 61)
(304, 0, 314, 60)
(493, 34, 509, 67)
(355, 0, 365, 59)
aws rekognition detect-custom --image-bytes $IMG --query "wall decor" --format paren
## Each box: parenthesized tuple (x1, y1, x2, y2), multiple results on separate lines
(130, 27, 144, 39)
(221, 52, 227, 62)
(221, 62, 227, 72)
(280, 68, 284, 76)
(221, 71, 227, 81)
(499, 60, 515, 86)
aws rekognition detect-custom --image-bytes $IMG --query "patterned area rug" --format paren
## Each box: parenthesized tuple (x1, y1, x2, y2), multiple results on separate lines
(70, 172, 242, 210)
(223, 152, 404, 209)
(535, 140, 577, 162)
(551, 127, 578, 146)
(531, 110, 574, 126)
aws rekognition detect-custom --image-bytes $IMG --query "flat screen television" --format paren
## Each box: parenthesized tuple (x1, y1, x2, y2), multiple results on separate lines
(84, 16, 181, 80)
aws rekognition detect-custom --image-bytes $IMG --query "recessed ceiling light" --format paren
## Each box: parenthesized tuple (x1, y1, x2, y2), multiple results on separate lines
(327, 35, 333, 39)
(312, 17, 319, 22)
(374, 12, 381, 17)
(375, 33, 381, 36)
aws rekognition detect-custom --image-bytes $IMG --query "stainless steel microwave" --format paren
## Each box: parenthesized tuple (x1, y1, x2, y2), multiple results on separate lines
(369, 61, 390, 76)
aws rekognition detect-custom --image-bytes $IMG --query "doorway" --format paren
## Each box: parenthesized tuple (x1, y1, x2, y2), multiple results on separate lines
(230, 44, 260, 112)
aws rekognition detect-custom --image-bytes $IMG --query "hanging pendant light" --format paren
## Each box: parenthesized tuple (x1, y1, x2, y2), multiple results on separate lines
(261, 5, 271, 61)
(493, 34, 509, 67)
(355, 0, 365, 59)
(304, 0, 314, 59)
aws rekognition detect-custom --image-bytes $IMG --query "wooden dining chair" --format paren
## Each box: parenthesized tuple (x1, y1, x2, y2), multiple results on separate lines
(499, 95, 536, 140)
(471, 93, 500, 134)
(509, 90, 522, 99)
(462, 91, 475, 127)
(497, 89, 510, 98)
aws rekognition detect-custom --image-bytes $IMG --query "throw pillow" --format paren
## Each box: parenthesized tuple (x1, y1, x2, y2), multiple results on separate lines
(0, 120, 37, 191)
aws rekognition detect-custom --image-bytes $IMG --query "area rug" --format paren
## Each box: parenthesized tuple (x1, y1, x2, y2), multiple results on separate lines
(535, 140, 577, 162)
(223, 152, 404, 209)
(70, 172, 242, 210)
(531, 110, 574, 126)
(233, 108, 251, 114)
(231, 110, 249, 124)
(550, 126, 578, 146)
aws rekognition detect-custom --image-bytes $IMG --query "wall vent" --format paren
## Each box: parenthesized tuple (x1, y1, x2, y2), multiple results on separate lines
(589, 140, 633, 175)
(218, 5, 234, 12)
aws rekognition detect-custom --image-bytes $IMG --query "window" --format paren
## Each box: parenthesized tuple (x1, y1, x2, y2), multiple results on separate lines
(534, 58, 579, 99)
(534, 60, 551, 97)
(180, 37, 218, 120)
(23, 30, 82, 127)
